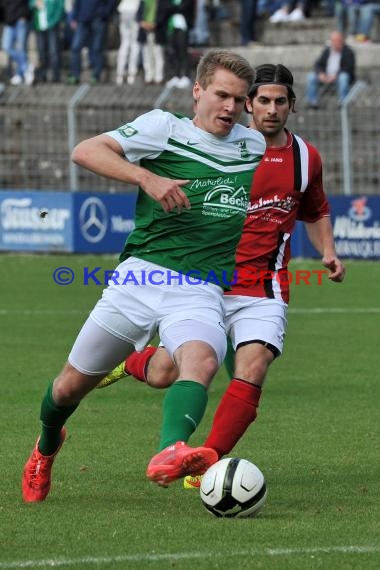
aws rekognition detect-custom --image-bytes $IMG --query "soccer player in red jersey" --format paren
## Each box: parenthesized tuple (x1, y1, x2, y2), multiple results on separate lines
(99, 63, 346, 481)
(204, 63, 346, 461)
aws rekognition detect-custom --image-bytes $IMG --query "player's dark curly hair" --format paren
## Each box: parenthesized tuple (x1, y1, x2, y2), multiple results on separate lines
(246, 64, 296, 111)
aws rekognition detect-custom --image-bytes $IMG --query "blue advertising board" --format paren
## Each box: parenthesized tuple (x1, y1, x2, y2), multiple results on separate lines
(0, 191, 73, 251)
(72, 192, 137, 253)
(0, 190, 137, 254)
(1, 191, 380, 258)
(301, 196, 380, 259)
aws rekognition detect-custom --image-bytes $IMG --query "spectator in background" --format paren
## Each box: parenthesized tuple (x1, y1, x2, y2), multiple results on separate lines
(335, 0, 364, 40)
(239, 0, 258, 46)
(159, 0, 195, 89)
(1, 0, 34, 85)
(115, 0, 141, 85)
(269, 0, 306, 22)
(30, 0, 65, 83)
(355, 0, 380, 42)
(67, 0, 118, 84)
(190, 0, 210, 46)
(63, 0, 74, 49)
(305, 30, 356, 108)
(323, 0, 336, 17)
(137, 0, 165, 85)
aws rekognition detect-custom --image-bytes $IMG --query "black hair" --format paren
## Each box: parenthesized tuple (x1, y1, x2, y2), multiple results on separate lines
(247, 64, 296, 108)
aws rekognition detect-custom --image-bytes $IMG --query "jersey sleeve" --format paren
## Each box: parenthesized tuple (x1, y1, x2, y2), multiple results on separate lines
(104, 109, 171, 163)
(297, 144, 330, 223)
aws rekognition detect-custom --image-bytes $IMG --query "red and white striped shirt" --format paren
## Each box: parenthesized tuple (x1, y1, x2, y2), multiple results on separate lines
(226, 130, 330, 303)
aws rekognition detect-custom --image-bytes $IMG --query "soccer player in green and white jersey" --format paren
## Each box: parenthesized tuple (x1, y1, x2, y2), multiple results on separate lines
(22, 49, 266, 501)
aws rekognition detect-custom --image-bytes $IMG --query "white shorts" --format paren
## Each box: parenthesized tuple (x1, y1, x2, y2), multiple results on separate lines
(224, 295, 288, 355)
(69, 317, 136, 375)
(69, 257, 227, 373)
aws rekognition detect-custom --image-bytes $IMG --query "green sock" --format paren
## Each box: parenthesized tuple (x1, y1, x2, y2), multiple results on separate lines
(158, 380, 208, 450)
(39, 382, 78, 455)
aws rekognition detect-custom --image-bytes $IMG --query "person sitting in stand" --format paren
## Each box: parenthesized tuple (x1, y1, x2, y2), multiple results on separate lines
(305, 30, 356, 109)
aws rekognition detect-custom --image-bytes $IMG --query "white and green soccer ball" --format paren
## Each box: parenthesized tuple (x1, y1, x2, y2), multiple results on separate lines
(200, 457, 267, 518)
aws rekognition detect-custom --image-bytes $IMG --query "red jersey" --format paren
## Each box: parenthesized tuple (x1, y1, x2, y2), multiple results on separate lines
(227, 130, 330, 303)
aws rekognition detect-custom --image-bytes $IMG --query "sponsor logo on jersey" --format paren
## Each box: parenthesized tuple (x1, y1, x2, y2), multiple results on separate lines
(118, 124, 138, 138)
(202, 185, 248, 218)
(247, 194, 296, 214)
(189, 176, 237, 191)
(263, 157, 284, 163)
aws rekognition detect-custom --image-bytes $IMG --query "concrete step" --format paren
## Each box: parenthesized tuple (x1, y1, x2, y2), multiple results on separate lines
(208, 15, 337, 47)
(232, 43, 380, 73)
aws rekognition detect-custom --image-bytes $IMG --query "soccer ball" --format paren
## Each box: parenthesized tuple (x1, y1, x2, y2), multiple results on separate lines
(200, 457, 267, 518)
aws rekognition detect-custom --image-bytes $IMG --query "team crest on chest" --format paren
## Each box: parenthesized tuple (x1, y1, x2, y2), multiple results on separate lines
(236, 141, 252, 159)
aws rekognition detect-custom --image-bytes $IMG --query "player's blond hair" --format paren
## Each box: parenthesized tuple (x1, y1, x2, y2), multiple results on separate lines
(196, 50, 254, 90)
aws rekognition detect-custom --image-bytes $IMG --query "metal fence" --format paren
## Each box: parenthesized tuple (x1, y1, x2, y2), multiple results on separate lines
(0, 78, 379, 195)
(288, 80, 380, 196)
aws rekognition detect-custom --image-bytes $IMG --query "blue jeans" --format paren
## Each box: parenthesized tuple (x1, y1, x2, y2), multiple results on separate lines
(335, 3, 362, 35)
(70, 17, 107, 80)
(239, 0, 257, 45)
(36, 25, 62, 82)
(306, 71, 351, 104)
(189, 0, 210, 45)
(357, 4, 380, 37)
(1, 18, 30, 78)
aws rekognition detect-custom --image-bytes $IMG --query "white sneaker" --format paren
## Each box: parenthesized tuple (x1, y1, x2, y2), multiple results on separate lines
(24, 64, 35, 86)
(176, 76, 191, 89)
(269, 9, 289, 23)
(127, 75, 135, 85)
(116, 75, 123, 85)
(288, 8, 305, 22)
(10, 74, 23, 86)
(166, 76, 180, 88)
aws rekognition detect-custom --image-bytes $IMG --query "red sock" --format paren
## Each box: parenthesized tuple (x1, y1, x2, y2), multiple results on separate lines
(204, 378, 262, 458)
(124, 346, 157, 382)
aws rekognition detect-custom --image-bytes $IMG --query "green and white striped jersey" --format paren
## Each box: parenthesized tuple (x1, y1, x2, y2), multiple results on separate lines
(106, 109, 265, 288)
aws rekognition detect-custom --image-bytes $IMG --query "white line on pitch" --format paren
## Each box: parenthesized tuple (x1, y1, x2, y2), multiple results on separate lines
(0, 545, 379, 569)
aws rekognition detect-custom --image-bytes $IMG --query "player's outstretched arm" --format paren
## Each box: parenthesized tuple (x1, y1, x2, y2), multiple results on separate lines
(71, 134, 190, 213)
(305, 217, 346, 282)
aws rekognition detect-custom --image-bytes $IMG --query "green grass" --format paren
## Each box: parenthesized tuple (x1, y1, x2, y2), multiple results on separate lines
(1, 254, 379, 569)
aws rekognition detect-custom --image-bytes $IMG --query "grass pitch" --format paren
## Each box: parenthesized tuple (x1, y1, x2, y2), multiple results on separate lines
(0, 254, 379, 570)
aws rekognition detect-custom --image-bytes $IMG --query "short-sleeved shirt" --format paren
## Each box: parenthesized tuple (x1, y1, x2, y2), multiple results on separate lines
(106, 109, 265, 289)
(226, 130, 330, 303)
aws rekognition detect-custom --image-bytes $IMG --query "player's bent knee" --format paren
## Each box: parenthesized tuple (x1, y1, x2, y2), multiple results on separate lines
(202, 354, 220, 379)
(147, 366, 176, 388)
(53, 363, 101, 404)
(147, 348, 178, 388)
(234, 360, 269, 385)
(180, 354, 219, 386)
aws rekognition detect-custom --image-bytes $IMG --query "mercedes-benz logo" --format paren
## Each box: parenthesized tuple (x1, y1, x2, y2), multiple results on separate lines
(79, 197, 108, 243)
